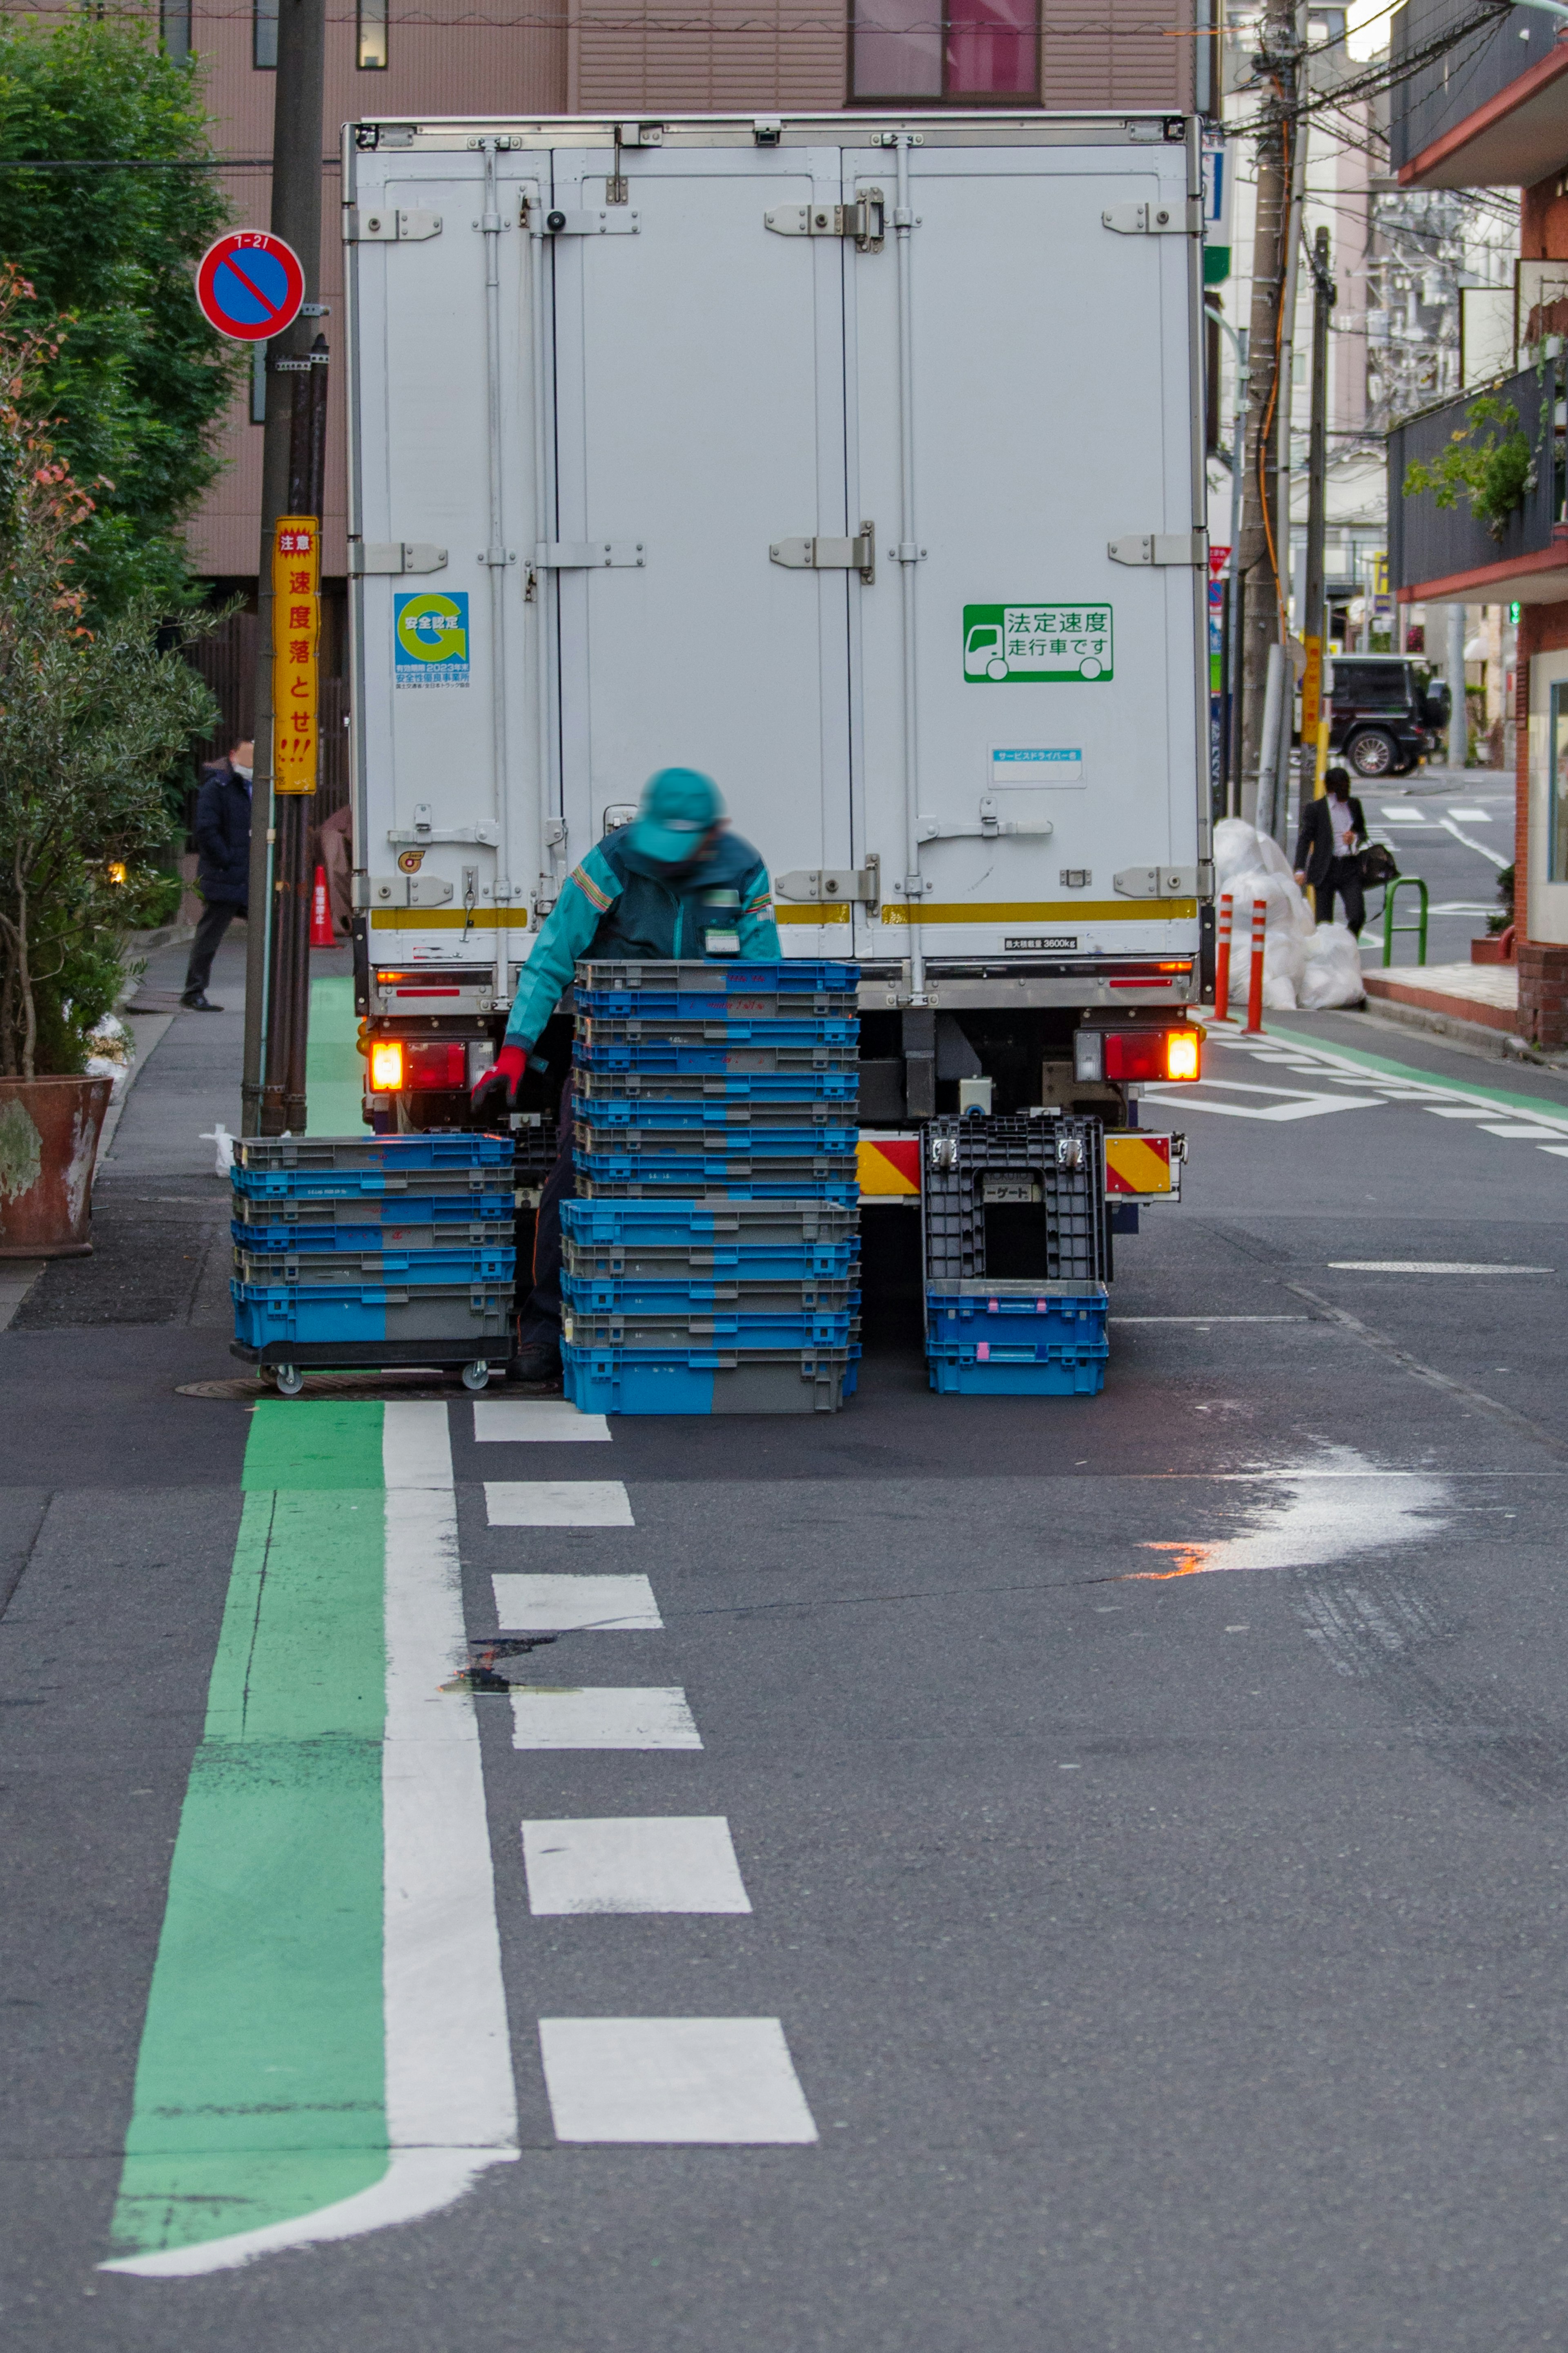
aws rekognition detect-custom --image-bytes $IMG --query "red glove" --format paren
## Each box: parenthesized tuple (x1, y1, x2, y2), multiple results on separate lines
(470, 1042, 527, 1122)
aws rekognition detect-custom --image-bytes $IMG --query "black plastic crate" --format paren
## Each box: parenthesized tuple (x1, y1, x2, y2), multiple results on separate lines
(921, 1115, 1109, 1288)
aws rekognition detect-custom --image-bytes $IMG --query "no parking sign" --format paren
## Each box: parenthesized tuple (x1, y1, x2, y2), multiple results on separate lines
(194, 231, 305, 342)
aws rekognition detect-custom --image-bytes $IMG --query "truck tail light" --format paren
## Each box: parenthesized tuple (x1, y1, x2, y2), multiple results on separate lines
(1074, 1026, 1203, 1084)
(368, 1040, 468, 1093)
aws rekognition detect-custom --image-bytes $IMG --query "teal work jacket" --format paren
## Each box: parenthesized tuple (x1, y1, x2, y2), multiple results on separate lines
(503, 826, 782, 1053)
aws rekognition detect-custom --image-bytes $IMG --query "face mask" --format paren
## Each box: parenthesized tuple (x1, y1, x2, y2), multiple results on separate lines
(232, 763, 253, 783)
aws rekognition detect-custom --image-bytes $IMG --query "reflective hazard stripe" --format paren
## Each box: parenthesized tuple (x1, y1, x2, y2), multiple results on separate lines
(570, 863, 613, 915)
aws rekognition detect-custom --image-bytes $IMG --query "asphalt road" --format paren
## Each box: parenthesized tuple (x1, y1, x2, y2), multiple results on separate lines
(7, 961, 1568, 2352)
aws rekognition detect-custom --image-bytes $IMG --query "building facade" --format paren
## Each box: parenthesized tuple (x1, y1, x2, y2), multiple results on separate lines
(1389, 0, 1568, 1043)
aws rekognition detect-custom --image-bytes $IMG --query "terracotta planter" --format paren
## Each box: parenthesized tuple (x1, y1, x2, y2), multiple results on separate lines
(0, 1073, 114, 1257)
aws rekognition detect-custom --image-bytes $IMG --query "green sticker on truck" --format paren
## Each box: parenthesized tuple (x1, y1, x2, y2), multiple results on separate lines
(963, 603, 1113, 683)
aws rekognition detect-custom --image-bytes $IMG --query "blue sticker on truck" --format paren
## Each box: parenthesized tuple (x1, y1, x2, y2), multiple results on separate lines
(395, 591, 470, 687)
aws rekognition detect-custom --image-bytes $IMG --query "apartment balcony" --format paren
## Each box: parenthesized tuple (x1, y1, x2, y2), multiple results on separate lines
(1392, 0, 1568, 186)
(1389, 354, 1568, 604)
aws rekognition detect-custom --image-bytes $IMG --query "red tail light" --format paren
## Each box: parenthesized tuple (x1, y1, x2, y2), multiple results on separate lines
(368, 1039, 467, 1093)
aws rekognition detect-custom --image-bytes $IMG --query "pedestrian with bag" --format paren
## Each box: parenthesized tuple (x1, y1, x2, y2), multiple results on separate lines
(1294, 766, 1369, 935)
(181, 734, 254, 1010)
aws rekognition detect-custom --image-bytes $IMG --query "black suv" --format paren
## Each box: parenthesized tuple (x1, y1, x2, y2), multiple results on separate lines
(1328, 655, 1451, 778)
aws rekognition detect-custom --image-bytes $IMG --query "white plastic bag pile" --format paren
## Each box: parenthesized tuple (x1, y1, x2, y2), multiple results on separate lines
(1212, 816, 1365, 1014)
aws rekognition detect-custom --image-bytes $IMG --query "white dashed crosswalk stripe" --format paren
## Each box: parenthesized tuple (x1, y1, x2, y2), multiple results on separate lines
(537, 2018, 817, 2143)
(484, 1480, 633, 1526)
(492, 1573, 662, 1632)
(472, 1400, 611, 1443)
(521, 1817, 751, 1914)
(510, 1687, 702, 1749)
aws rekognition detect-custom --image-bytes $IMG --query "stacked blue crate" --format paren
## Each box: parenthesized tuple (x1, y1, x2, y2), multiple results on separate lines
(229, 1133, 516, 1382)
(562, 961, 860, 1414)
(924, 1283, 1110, 1396)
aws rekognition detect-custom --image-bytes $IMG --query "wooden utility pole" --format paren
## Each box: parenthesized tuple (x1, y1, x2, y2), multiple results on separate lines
(241, 0, 326, 1135)
(1237, 0, 1300, 819)
(1300, 226, 1335, 820)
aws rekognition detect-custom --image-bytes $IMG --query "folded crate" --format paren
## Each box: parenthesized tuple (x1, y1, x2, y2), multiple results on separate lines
(234, 1133, 512, 1175)
(925, 1280, 1108, 1351)
(574, 1067, 859, 1106)
(926, 1346, 1106, 1397)
(578, 1014, 858, 1054)
(231, 1192, 514, 1240)
(575, 956, 858, 1001)
(233, 1163, 516, 1204)
(235, 1242, 516, 1288)
(232, 1277, 514, 1352)
(572, 1036, 859, 1077)
(562, 1271, 857, 1324)
(563, 1340, 858, 1416)
(576, 1099, 856, 1136)
(561, 1197, 857, 1261)
(577, 1155, 858, 1200)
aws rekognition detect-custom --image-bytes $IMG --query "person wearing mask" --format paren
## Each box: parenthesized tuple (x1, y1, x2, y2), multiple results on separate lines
(1293, 765, 1369, 934)
(470, 765, 781, 1383)
(181, 734, 254, 1010)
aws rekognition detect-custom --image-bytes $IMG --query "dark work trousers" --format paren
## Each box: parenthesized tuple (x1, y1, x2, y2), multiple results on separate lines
(183, 898, 245, 997)
(1317, 857, 1365, 936)
(517, 1074, 574, 1344)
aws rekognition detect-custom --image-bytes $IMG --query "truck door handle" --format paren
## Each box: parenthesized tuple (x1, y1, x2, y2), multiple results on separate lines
(770, 524, 875, 584)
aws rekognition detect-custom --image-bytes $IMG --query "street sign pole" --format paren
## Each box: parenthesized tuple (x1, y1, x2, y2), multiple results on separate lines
(1301, 227, 1335, 825)
(243, 0, 325, 1136)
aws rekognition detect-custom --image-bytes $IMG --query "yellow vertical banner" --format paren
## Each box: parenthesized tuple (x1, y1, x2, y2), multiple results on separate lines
(271, 514, 319, 796)
(1301, 635, 1322, 740)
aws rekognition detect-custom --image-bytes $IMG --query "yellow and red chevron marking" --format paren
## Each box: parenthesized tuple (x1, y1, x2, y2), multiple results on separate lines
(1105, 1133, 1174, 1197)
(857, 1131, 921, 1196)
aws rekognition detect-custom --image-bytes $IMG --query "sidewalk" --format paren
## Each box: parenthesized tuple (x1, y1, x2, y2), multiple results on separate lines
(1363, 960, 1518, 1036)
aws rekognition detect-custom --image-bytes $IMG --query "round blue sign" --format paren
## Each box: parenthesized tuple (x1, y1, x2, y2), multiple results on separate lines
(195, 232, 305, 343)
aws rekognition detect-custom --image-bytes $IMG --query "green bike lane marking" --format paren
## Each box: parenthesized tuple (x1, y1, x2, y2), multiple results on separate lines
(104, 1400, 517, 2280)
(1210, 1019, 1568, 1132)
(305, 974, 365, 1137)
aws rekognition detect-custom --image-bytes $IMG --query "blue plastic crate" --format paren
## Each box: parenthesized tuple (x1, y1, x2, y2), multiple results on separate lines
(232, 1277, 514, 1350)
(924, 1282, 1109, 1353)
(575, 1097, 856, 1134)
(563, 1341, 858, 1416)
(577, 1013, 859, 1053)
(562, 1280, 857, 1338)
(576, 1122, 857, 1160)
(230, 1191, 514, 1238)
(926, 1347, 1105, 1396)
(562, 1197, 857, 1250)
(232, 1165, 516, 1203)
(233, 1132, 511, 1174)
(233, 1213, 512, 1253)
(576, 1151, 858, 1197)
(576, 957, 859, 995)
(236, 1243, 515, 1288)
(563, 1237, 858, 1284)
(574, 1067, 859, 1106)
(577, 988, 857, 1024)
(572, 1036, 860, 1077)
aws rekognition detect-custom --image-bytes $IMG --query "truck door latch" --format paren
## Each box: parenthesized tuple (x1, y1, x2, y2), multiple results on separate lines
(1100, 197, 1202, 236)
(535, 541, 647, 569)
(1108, 531, 1207, 567)
(1113, 865, 1201, 898)
(349, 541, 448, 575)
(770, 523, 875, 583)
(775, 856, 880, 910)
(764, 193, 885, 252)
(344, 206, 443, 243)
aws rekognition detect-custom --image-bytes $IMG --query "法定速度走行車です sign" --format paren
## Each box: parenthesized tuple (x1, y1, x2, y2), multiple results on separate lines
(963, 604, 1113, 683)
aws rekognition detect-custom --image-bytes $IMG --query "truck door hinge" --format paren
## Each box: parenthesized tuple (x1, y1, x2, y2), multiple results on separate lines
(764, 193, 885, 252)
(349, 541, 448, 576)
(386, 821, 499, 847)
(770, 523, 875, 583)
(369, 874, 456, 909)
(534, 540, 646, 569)
(542, 207, 641, 236)
(1108, 530, 1207, 568)
(775, 855, 880, 910)
(344, 205, 443, 243)
(1100, 196, 1202, 236)
(1113, 865, 1201, 899)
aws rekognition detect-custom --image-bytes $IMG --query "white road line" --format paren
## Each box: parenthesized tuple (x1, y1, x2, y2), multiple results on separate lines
(473, 1400, 610, 1443)
(1477, 1124, 1568, 1140)
(1540, 1145, 1568, 1162)
(537, 2019, 817, 2143)
(1326, 1261, 1552, 1274)
(1143, 1079, 1386, 1121)
(522, 1818, 751, 1915)
(1114, 1315, 1309, 1324)
(511, 1687, 702, 1749)
(1423, 1105, 1492, 1118)
(485, 1480, 633, 1527)
(492, 1572, 662, 1632)
(1439, 814, 1508, 867)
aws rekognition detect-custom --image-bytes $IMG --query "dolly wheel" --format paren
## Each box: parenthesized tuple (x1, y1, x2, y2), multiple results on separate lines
(461, 1360, 490, 1394)
(274, 1364, 305, 1398)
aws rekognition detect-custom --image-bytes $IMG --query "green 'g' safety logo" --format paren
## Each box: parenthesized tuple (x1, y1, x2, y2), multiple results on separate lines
(394, 591, 470, 688)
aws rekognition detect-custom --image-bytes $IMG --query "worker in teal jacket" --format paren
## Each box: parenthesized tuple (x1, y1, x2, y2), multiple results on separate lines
(470, 765, 782, 1381)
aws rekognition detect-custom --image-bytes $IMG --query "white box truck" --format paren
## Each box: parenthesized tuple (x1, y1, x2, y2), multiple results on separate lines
(343, 107, 1209, 1196)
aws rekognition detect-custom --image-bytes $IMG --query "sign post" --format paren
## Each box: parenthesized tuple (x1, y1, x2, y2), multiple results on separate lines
(261, 515, 321, 1136)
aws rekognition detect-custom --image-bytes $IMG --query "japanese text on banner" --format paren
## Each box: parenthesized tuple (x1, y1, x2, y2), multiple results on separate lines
(271, 515, 318, 796)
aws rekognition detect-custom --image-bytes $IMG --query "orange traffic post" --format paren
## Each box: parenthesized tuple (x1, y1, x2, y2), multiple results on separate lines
(310, 863, 333, 948)
(1212, 890, 1234, 1021)
(1242, 897, 1267, 1037)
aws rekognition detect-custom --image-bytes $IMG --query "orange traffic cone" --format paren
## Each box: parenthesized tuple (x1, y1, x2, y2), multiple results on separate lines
(310, 864, 334, 948)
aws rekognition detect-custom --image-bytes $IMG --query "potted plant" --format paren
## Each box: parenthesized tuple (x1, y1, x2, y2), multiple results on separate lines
(0, 267, 213, 1253)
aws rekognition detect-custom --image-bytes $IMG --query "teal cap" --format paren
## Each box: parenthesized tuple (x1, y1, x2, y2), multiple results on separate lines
(628, 767, 724, 867)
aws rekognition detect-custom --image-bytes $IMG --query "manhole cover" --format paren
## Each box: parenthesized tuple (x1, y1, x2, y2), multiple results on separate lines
(177, 1370, 461, 1401)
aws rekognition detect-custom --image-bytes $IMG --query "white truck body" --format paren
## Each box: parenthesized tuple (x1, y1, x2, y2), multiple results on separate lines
(344, 109, 1208, 1028)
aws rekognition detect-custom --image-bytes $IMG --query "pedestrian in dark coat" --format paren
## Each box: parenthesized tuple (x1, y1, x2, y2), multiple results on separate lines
(1293, 766, 1369, 934)
(182, 737, 253, 1010)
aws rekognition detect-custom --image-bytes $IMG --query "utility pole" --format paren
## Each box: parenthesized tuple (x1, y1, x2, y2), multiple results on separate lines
(1236, 0, 1300, 820)
(241, 0, 326, 1136)
(1300, 226, 1334, 828)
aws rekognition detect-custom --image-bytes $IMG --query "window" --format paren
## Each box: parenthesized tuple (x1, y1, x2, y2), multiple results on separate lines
(160, 0, 191, 65)
(254, 0, 277, 69)
(1549, 680, 1568, 881)
(851, 0, 1038, 102)
(357, 0, 389, 69)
